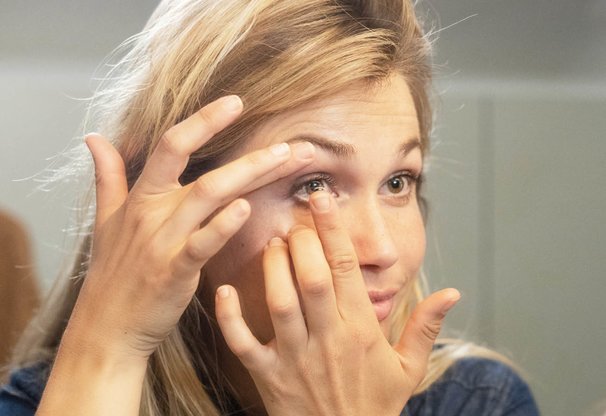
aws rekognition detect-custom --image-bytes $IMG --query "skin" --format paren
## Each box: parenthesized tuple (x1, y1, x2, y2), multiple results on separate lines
(36, 77, 459, 416)
(206, 75, 454, 413)
(205, 75, 424, 340)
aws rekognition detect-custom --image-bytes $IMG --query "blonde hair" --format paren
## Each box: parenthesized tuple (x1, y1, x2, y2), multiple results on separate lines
(13, 0, 509, 414)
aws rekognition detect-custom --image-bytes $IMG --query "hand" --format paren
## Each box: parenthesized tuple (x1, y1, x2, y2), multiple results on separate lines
(38, 95, 317, 416)
(215, 190, 460, 416)
(66, 95, 316, 360)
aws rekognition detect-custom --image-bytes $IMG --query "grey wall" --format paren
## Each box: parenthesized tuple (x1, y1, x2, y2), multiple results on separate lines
(1, 1, 605, 415)
(424, 82, 606, 416)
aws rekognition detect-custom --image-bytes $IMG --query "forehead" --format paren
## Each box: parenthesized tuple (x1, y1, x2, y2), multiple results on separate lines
(242, 75, 420, 155)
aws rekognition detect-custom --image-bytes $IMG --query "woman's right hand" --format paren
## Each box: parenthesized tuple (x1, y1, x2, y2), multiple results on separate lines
(37, 96, 315, 415)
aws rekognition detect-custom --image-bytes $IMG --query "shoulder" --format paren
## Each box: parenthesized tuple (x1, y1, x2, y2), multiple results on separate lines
(403, 357, 540, 416)
(0, 362, 49, 416)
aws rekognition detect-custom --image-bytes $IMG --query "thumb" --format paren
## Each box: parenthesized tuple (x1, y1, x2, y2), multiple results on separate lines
(394, 288, 460, 385)
(85, 133, 128, 229)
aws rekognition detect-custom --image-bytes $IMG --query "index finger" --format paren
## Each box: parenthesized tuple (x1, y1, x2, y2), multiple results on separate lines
(135, 95, 243, 193)
(309, 190, 375, 324)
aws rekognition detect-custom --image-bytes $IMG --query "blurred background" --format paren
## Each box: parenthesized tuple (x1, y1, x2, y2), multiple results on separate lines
(1, 1, 604, 414)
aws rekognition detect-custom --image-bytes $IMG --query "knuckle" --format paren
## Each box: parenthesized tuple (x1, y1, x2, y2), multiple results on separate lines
(348, 325, 375, 348)
(231, 342, 256, 363)
(146, 238, 171, 269)
(301, 278, 331, 298)
(421, 321, 442, 341)
(93, 169, 105, 187)
(123, 202, 150, 229)
(268, 298, 299, 322)
(294, 356, 314, 378)
(193, 174, 220, 199)
(326, 252, 358, 275)
(321, 344, 343, 364)
(158, 130, 183, 157)
(288, 225, 315, 240)
(411, 314, 442, 342)
(182, 239, 207, 262)
(317, 218, 340, 232)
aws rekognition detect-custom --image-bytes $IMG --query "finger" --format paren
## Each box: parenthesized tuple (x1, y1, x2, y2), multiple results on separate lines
(309, 191, 375, 323)
(234, 141, 315, 196)
(215, 285, 273, 372)
(394, 288, 460, 384)
(287, 225, 339, 334)
(263, 237, 307, 354)
(85, 133, 128, 229)
(163, 141, 315, 240)
(135, 95, 243, 193)
(170, 198, 251, 278)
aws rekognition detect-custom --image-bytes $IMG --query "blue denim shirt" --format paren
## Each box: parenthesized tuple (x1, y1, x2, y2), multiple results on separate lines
(0, 357, 539, 415)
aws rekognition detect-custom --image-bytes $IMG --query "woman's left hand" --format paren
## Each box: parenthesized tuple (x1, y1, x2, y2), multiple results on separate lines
(215, 190, 460, 416)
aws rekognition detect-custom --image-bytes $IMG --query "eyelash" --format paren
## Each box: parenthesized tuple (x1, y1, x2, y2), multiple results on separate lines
(290, 171, 421, 205)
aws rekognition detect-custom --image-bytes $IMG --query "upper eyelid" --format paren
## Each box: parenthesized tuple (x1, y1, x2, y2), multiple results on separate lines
(291, 172, 334, 188)
(384, 170, 420, 184)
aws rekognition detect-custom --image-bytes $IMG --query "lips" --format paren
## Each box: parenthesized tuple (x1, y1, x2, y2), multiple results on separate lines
(368, 290, 397, 322)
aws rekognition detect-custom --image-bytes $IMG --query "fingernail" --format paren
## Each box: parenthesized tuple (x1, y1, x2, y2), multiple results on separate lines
(217, 286, 230, 299)
(292, 141, 315, 159)
(441, 290, 461, 314)
(84, 132, 98, 142)
(268, 236, 285, 247)
(311, 191, 330, 212)
(232, 199, 250, 218)
(270, 142, 290, 157)
(220, 95, 243, 112)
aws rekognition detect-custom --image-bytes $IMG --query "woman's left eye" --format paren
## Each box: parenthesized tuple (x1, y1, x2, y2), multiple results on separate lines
(382, 173, 417, 197)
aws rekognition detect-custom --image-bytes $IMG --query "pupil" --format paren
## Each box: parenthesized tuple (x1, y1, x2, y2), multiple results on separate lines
(389, 177, 403, 193)
(308, 180, 324, 193)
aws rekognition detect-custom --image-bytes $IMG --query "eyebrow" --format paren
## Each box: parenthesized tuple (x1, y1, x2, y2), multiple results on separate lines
(286, 135, 355, 158)
(285, 134, 421, 159)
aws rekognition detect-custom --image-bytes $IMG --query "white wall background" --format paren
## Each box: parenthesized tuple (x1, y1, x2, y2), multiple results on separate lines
(1, 1, 605, 415)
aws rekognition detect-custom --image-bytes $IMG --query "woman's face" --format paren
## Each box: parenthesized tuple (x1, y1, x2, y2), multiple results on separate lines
(203, 74, 425, 343)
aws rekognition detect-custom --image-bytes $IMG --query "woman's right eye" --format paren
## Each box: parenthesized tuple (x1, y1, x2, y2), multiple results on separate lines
(291, 174, 337, 203)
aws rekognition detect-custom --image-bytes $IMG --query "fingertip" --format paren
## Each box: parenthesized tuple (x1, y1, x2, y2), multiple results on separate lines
(444, 287, 461, 302)
(218, 95, 243, 113)
(85, 132, 102, 140)
(84, 132, 106, 147)
(310, 190, 331, 213)
(84, 133, 98, 154)
(231, 198, 251, 219)
(440, 288, 461, 314)
(216, 285, 232, 300)
(291, 141, 315, 160)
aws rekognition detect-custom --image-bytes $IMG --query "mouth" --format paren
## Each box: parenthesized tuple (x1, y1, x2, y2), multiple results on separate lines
(368, 290, 398, 322)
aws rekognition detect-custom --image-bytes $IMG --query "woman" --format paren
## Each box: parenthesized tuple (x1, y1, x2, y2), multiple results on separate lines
(0, 0, 539, 414)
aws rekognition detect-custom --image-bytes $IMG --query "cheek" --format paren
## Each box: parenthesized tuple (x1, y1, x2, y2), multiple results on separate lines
(393, 206, 426, 271)
(201, 199, 299, 343)
(409, 214, 426, 267)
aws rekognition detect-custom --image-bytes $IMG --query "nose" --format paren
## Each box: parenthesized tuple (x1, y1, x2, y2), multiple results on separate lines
(342, 198, 399, 271)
